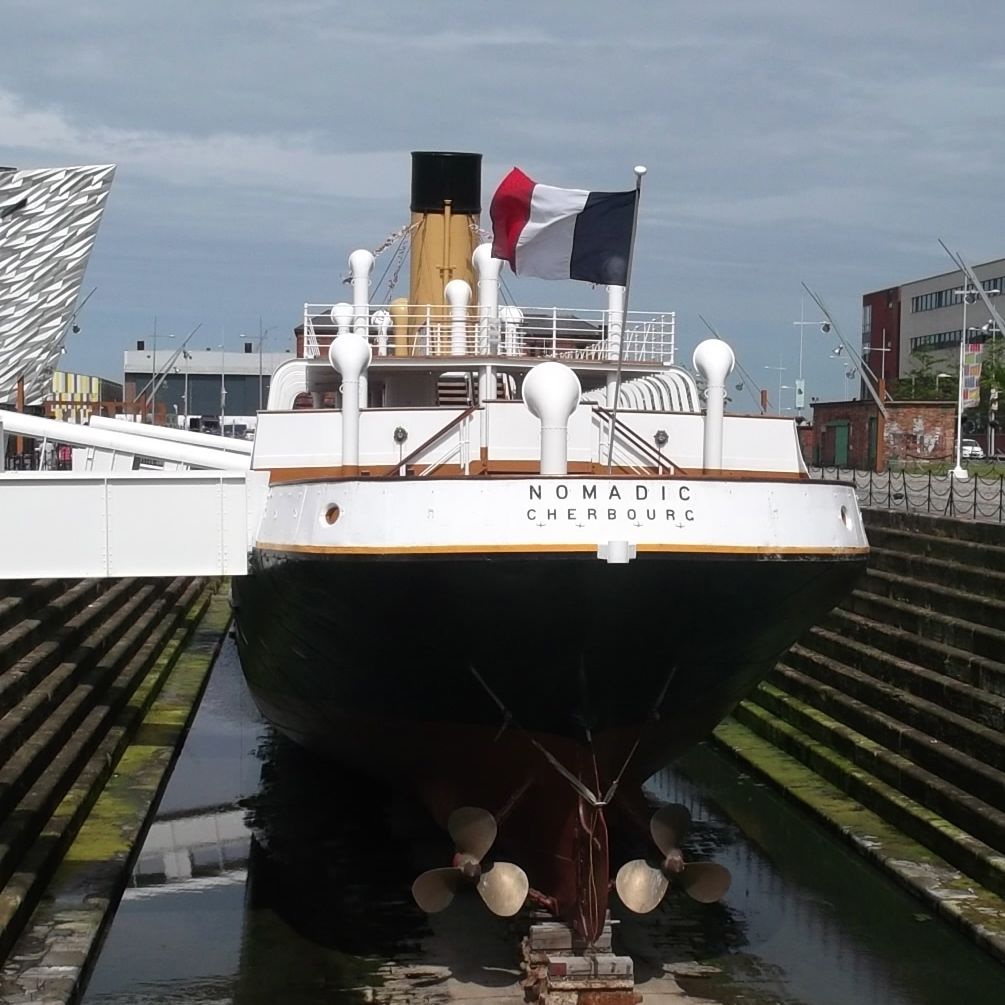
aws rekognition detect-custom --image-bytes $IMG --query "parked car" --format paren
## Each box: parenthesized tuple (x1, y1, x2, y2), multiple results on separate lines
(961, 438, 985, 460)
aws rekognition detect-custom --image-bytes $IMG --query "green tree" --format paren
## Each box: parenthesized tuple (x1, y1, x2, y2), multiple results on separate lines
(895, 347, 954, 401)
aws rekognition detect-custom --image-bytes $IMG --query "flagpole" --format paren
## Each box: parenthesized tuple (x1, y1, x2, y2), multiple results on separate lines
(952, 338, 968, 481)
(606, 165, 646, 472)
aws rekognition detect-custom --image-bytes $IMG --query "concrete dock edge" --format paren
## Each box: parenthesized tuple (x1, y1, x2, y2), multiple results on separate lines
(0, 583, 232, 1004)
(712, 719, 1005, 966)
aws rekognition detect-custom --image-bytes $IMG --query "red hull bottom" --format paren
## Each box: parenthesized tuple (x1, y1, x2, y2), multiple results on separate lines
(249, 686, 736, 942)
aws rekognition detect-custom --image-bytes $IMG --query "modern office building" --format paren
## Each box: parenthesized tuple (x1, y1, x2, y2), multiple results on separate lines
(123, 341, 295, 434)
(863, 256, 1005, 387)
(0, 164, 115, 406)
(49, 370, 123, 423)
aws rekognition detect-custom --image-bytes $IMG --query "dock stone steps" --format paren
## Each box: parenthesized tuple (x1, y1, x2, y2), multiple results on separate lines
(844, 589, 1005, 663)
(821, 606, 1005, 700)
(0, 577, 140, 730)
(0, 575, 212, 963)
(866, 544, 1005, 598)
(722, 508, 1005, 920)
(862, 566, 1005, 630)
(728, 699, 1005, 900)
(803, 623, 1005, 730)
(0, 579, 166, 821)
(0, 581, 64, 638)
(864, 518, 1005, 573)
(0, 579, 105, 681)
(757, 670, 1005, 852)
(781, 644, 1005, 769)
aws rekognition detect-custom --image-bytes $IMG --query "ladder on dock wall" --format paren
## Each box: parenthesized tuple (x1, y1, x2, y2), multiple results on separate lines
(719, 508, 1005, 948)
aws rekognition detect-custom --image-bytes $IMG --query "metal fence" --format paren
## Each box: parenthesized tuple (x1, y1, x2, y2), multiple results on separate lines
(4, 451, 72, 471)
(810, 466, 1005, 523)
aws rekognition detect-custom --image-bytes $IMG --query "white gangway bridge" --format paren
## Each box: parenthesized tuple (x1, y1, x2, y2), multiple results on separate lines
(0, 408, 263, 579)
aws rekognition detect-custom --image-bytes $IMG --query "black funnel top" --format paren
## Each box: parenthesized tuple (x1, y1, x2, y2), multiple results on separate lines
(410, 151, 481, 215)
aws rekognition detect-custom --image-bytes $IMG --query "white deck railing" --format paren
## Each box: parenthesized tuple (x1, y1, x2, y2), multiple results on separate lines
(303, 304, 675, 365)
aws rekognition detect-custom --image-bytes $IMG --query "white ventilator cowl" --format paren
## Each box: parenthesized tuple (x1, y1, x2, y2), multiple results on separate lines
(522, 361, 582, 475)
(692, 339, 735, 472)
(329, 323, 372, 467)
(444, 279, 471, 355)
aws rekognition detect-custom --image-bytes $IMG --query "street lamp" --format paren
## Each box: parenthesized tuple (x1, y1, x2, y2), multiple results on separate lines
(792, 298, 830, 416)
(219, 342, 227, 435)
(950, 282, 999, 478)
(180, 349, 193, 428)
(949, 284, 981, 479)
(149, 322, 174, 424)
(254, 320, 276, 411)
(763, 361, 786, 416)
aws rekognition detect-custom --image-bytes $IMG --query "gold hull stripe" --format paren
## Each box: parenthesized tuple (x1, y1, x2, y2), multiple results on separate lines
(255, 541, 870, 558)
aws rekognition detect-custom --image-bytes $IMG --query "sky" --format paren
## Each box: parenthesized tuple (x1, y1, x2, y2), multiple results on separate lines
(3, 0, 1005, 411)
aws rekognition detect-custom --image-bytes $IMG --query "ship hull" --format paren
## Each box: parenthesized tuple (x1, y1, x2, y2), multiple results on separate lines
(233, 545, 866, 931)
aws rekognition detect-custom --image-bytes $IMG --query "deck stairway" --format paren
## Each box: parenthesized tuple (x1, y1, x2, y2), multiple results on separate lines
(722, 508, 1005, 901)
(436, 372, 515, 406)
(0, 574, 213, 963)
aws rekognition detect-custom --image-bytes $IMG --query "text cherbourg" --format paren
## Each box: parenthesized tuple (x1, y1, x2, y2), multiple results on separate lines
(526, 482, 695, 524)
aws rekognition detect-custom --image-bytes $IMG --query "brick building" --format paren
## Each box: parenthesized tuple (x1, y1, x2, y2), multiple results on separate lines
(806, 399, 957, 470)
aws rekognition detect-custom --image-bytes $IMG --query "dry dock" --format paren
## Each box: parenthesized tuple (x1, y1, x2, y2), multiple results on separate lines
(0, 577, 229, 1002)
(0, 507, 1004, 1002)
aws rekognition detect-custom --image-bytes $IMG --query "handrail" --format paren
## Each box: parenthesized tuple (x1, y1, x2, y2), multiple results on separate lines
(417, 440, 462, 478)
(592, 405, 687, 475)
(381, 405, 478, 477)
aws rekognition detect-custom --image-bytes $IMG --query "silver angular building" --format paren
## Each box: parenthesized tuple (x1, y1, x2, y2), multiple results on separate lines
(0, 164, 115, 406)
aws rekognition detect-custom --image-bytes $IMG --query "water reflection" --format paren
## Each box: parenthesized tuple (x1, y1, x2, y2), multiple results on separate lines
(85, 639, 1005, 1004)
(635, 747, 1005, 1005)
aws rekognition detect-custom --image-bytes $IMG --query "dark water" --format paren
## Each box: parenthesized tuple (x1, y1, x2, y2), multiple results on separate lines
(83, 639, 1004, 1004)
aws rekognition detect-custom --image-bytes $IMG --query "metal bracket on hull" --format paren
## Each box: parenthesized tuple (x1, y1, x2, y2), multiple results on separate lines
(597, 541, 636, 564)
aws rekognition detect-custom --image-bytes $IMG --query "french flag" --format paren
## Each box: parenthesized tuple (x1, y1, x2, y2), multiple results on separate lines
(489, 168, 636, 287)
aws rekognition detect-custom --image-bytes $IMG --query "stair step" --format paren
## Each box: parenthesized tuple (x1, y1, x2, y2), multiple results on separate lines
(867, 543, 1005, 599)
(0, 578, 208, 961)
(822, 606, 1005, 699)
(862, 566, 1005, 633)
(863, 515, 1005, 573)
(0, 580, 164, 819)
(731, 698, 1005, 898)
(0, 579, 192, 892)
(763, 666, 1005, 841)
(804, 623, 1005, 730)
(0, 577, 138, 723)
(0, 580, 102, 677)
(844, 588, 1005, 664)
(781, 645, 1005, 771)
(0, 581, 64, 637)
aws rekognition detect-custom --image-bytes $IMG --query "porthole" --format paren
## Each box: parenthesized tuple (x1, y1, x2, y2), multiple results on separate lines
(324, 504, 341, 525)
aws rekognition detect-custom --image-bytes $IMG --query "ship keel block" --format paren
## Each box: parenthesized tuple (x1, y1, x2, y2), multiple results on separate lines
(522, 916, 638, 1003)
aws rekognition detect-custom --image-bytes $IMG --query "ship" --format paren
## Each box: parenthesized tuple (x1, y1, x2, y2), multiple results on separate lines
(230, 151, 869, 945)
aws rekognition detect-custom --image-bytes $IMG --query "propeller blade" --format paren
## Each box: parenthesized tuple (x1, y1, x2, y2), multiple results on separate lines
(477, 862, 529, 917)
(615, 858, 670, 914)
(447, 806, 497, 862)
(678, 862, 732, 904)
(412, 866, 462, 913)
(650, 803, 691, 857)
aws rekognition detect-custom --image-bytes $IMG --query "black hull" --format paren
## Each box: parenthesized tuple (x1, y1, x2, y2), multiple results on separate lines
(232, 548, 864, 933)
(234, 549, 864, 770)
